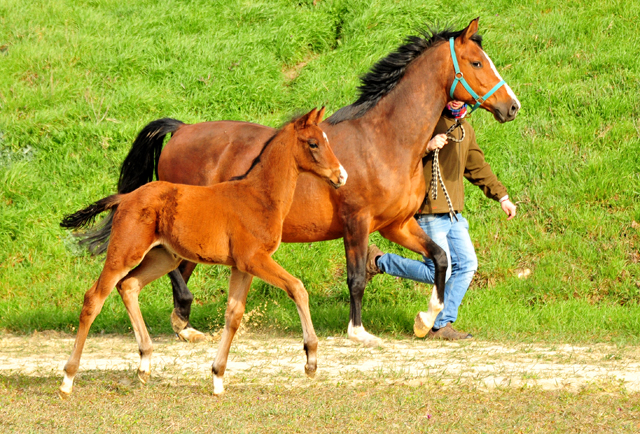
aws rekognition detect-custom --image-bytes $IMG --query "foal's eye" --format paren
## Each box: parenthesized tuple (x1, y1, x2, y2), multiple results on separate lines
(308, 140, 319, 149)
(471, 61, 483, 68)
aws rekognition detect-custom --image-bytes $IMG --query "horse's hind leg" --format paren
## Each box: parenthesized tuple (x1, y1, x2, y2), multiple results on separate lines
(212, 267, 253, 395)
(169, 261, 206, 343)
(60, 267, 128, 398)
(117, 247, 182, 383)
(240, 255, 318, 378)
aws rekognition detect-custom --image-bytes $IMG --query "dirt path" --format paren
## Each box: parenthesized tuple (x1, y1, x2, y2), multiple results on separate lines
(2, 331, 639, 391)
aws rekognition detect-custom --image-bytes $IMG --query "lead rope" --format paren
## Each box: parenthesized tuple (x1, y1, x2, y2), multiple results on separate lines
(430, 120, 465, 222)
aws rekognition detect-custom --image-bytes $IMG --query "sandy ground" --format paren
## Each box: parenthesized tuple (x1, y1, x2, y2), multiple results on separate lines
(1, 331, 639, 391)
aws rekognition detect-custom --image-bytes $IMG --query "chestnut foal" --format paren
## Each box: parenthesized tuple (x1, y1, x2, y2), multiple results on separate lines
(59, 108, 346, 397)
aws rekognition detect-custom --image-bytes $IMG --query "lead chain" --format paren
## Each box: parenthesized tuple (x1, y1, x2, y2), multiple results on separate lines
(429, 121, 464, 222)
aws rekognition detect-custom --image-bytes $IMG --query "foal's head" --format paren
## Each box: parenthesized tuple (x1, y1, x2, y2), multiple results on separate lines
(449, 18, 520, 123)
(290, 107, 347, 189)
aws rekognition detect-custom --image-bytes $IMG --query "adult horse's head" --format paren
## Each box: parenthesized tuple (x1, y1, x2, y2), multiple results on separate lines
(293, 107, 348, 188)
(449, 18, 520, 123)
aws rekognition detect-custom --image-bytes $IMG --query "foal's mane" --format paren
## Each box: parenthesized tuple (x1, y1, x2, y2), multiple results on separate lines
(326, 26, 483, 125)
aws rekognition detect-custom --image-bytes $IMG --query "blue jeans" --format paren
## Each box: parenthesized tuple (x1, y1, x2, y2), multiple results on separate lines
(376, 213, 478, 330)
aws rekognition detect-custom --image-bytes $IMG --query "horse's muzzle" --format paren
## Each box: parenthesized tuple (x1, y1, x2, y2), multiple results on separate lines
(494, 99, 520, 123)
(329, 165, 348, 189)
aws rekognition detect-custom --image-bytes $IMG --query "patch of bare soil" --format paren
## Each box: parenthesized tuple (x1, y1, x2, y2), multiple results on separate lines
(1, 331, 639, 391)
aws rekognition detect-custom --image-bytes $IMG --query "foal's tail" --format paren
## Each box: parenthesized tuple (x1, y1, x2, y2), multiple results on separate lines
(61, 195, 124, 254)
(61, 118, 184, 255)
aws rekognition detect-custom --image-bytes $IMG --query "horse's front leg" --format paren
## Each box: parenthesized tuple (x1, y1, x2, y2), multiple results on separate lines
(343, 218, 383, 347)
(378, 218, 448, 337)
(239, 254, 319, 379)
(168, 261, 207, 343)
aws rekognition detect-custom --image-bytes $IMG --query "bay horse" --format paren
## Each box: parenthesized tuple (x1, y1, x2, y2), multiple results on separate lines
(76, 18, 520, 346)
(59, 108, 346, 397)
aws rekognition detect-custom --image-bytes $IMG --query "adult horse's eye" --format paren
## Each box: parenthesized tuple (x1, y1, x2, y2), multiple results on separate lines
(308, 140, 318, 149)
(471, 61, 483, 68)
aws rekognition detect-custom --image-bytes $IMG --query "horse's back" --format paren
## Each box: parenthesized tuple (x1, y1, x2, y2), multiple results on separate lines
(158, 121, 276, 186)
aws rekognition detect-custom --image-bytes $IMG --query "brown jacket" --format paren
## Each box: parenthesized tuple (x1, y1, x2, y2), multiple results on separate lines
(420, 115, 507, 214)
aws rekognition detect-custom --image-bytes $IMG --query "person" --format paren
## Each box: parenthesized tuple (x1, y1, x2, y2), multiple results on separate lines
(366, 100, 517, 340)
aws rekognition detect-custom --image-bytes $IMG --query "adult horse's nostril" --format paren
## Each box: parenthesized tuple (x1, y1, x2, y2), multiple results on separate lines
(509, 103, 519, 118)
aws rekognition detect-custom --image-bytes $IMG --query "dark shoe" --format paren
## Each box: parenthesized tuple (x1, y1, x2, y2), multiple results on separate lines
(427, 322, 473, 341)
(365, 244, 384, 283)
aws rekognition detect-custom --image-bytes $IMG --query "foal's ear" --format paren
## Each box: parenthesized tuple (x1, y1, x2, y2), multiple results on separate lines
(459, 17, 480, 43)
(316, 106, 326, 124)
(296, 108, 319, 129)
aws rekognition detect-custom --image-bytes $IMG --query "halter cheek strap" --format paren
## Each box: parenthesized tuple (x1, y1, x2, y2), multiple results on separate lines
(449, 38, 506, 113)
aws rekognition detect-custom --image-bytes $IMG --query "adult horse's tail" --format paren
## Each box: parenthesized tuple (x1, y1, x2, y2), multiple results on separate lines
(118, 118, 184, 194)
(62, 118, 184, 255)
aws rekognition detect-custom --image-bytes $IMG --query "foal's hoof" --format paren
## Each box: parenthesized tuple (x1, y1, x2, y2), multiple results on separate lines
(213, 375, 225, 395)
(304, 364, 317, 379)
(58, 388, 71, 400)
(413, 312, 432, 338)
(137, 370, 150, 384)
(177, 327, 207, 343)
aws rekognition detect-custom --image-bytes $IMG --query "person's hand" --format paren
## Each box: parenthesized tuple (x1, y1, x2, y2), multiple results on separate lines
(501, 199, 517, 220)
(426, 134, 448, 153)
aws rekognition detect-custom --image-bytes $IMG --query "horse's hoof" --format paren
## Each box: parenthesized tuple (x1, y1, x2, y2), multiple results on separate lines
(213, 375, 224, 395)
(177, 327, 207, 343)
(413, 312, 431, 338)
(347, 323, 384, 347)
(305, 364, 317, 379)
(170, 310, 189, 334)
(137, 370, 150, 384)
(363, 336, 383, 347)
(58, 388, 71, 400)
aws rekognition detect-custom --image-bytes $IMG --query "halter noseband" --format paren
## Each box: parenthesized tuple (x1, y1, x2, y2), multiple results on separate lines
(449, 37, 506, 113)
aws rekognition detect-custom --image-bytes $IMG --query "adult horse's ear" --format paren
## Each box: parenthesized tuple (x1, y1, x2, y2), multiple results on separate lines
(316, 107, 326, 124)
(296, 108, 318, 129)
(460, 17, 479, 43)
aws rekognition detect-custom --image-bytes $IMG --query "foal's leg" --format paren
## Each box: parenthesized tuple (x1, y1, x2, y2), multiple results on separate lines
(211, 267, 253, 395)
(117, 248, 182, 383)
(343, 219, 383, 347)
(378, 218, 448, 337)
(59, 266, 129, 398)
(168, 261, 206, 343)
(241, 255, 319, 377)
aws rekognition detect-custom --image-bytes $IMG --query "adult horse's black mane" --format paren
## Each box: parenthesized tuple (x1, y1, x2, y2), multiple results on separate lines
(229, 132, 277, 182)
(326, 27, 483, 125)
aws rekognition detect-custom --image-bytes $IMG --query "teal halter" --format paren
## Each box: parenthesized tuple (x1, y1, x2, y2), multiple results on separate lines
(449, 37, 506, 113)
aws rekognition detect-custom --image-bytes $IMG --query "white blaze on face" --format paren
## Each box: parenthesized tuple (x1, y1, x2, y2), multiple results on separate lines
(482, 51, 521, 109)
(338, 164, 348, 186)
(322, 131, 329, 143)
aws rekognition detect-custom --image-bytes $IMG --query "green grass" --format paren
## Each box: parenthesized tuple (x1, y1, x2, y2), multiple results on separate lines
(0, 0, 639, 343)
(1, 372, 638, 433)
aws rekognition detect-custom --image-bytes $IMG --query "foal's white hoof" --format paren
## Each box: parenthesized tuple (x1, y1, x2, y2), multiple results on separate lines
(414, 312, 433, 338)
(347, 321, 383, 347)
(59, 374, 74, 399)
(213, 375, 224, 395)
(137, 370, 150, 384)
(58, 388, 71, 400)
(305, 364, 317, 379)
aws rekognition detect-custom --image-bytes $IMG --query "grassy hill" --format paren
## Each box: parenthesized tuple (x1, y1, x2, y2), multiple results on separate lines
(0, 0, 639, 342)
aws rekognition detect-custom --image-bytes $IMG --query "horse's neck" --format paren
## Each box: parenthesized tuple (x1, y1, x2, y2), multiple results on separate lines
(241, 136, 299, 217)
(358, 44, 450, 164)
